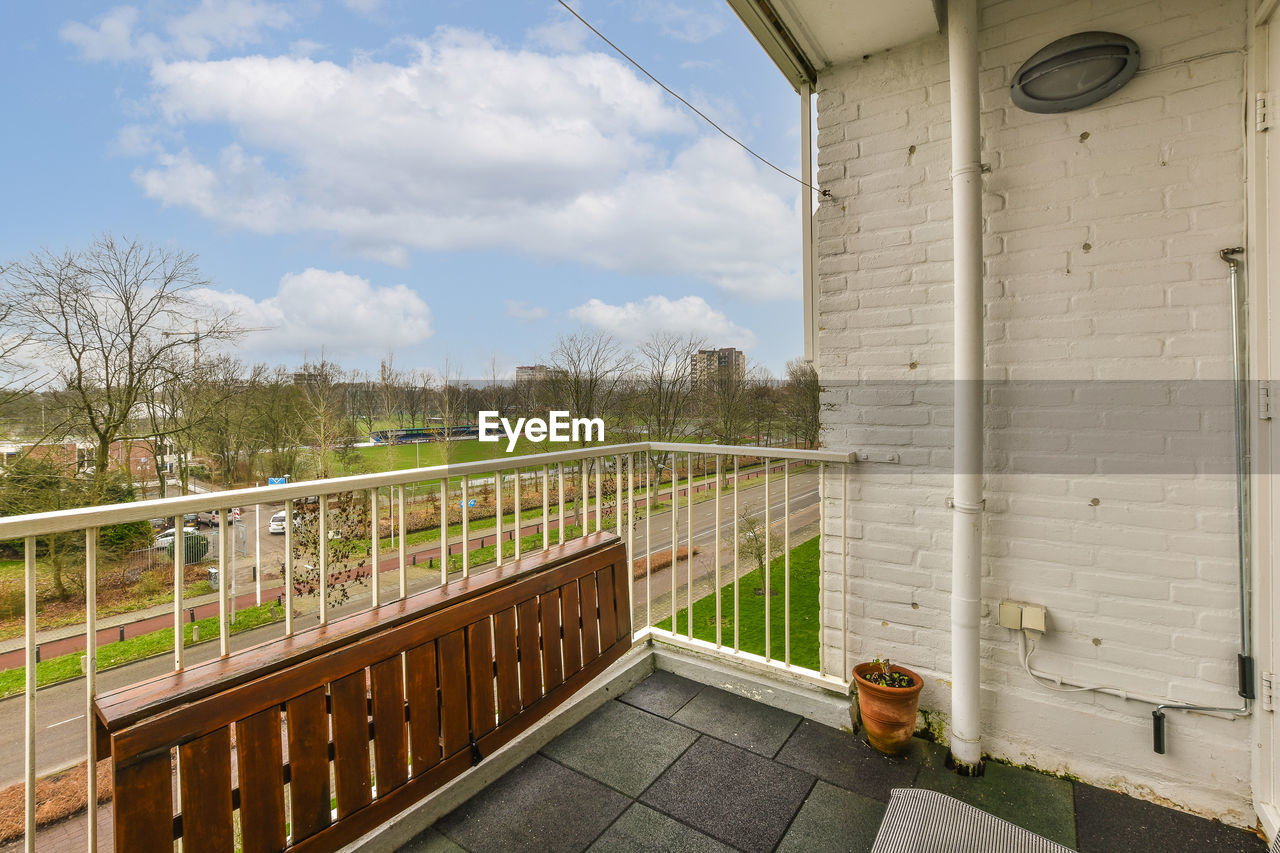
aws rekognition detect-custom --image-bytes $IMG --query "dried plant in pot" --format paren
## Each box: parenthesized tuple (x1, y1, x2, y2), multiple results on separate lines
(852, 658, 923, 756)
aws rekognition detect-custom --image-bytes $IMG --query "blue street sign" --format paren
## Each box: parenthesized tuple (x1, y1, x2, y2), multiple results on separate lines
(459, 499, 476, 508)
(268, 476, 288, 485)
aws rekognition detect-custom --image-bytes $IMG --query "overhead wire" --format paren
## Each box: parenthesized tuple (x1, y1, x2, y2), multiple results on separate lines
(555, 0, 829, 198)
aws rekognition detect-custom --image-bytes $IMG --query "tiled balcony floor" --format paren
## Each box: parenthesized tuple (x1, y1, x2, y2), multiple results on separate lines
(400, 671, 1266, 853)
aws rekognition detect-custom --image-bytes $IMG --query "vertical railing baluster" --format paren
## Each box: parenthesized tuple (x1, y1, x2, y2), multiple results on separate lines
(514, 468, 522, 561)
(397, 485, 407, 597)
(370, 489, 380, 608)
(557, 463, 565, 545)
(733, 457, 740, 653)
(842, 462, 849, 680)
(318, 495, 329, 626)
(581, 461, 589, 539)
(542, 465, 550, 551)
(496, 471, 504, 568)
(229, 507, 238, 626)
(627, 452, 635, 632)
(255, 501, 262, 606)
(462, 475, 470, 577)
(686, 453, 693, 640)
(670, 458, 677, 635)
(85, 528, 98, 853)
(715, 455, 722, 649)
(24, 536, 36, 853)
(784, 461, 791, 667)
(644, 453, 652, 629)
(818, 462, 826, 677)
(284, 498, 295, 636)
(218, 509, 230, 655)
(439, 478, 448, 585)
(595, 457, 602, 533)
(764, 459, 771, 662)
(615, 455, 623, 535)
(173, 515, 184, 671)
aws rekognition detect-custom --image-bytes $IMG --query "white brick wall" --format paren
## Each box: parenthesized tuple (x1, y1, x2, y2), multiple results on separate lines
(816, 0, 1254, 825)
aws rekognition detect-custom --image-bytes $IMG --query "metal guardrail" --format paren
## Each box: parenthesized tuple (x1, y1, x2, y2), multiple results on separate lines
(4, 441, 856, 851)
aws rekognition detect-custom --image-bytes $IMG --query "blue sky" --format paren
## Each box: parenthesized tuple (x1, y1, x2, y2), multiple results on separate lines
(1, 1, 804, 378)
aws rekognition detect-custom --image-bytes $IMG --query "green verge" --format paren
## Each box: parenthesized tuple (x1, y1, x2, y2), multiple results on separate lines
(657, 535, 821, 671)
(0, 602, 282, 698)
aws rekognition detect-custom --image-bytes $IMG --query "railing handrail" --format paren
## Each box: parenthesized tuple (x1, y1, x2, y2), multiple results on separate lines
(0, 441, 857, 538)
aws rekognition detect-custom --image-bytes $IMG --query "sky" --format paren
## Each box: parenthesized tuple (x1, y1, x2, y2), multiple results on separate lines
(0, 1, 805, 379)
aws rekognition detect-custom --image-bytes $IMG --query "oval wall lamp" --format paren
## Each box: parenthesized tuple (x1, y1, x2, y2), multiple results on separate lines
(1010, 31, 1140, 114)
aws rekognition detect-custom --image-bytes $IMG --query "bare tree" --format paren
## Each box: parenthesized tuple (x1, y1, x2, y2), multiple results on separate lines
(434, 359, 464, 464)
(296, 357, 356, 479)
(252, 366, 307, 480)
(3, 235, 237, 499)
(141, 350, 236, 496)
(782, 358, 822, 448)
(736, 512, 775, 574)
(0, 287, 34, 414)
(701, 362, 754, 446)
(546, 330, 632, 441)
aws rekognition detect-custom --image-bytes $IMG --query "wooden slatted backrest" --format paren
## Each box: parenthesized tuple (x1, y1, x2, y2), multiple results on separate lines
(94, 533, 630, 853)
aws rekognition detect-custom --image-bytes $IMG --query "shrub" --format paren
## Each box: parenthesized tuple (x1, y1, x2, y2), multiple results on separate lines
(134, 570, 165, 598)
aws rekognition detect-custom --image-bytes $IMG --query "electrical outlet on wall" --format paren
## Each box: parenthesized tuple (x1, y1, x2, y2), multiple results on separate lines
(1022, 604, 1047, 633)
(998, 600, 1049, 633)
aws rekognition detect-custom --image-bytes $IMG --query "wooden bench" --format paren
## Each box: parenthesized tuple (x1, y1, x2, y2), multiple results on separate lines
(93, 533, 632, 853)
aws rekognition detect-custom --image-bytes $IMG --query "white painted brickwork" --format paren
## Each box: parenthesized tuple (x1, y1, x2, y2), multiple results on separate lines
(816, 0, 1254, 824)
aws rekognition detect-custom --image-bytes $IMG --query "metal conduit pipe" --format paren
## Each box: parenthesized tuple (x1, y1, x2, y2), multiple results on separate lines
(948, 0, 985, 774)
(1151, 247, 1254, 753)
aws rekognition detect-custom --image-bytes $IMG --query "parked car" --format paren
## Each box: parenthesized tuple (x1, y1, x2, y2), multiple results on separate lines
(209, 508, 241, 527)
(154, 526, 199, 550)
(183, 510, 215, 527)
(268, 510, 299, 535)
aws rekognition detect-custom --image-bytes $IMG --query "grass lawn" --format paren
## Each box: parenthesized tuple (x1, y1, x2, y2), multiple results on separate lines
(658, 535, 821, 671)
(347, 436, 558, 472)
(0, 602, 282, 697)
(0, 560, 22, 583)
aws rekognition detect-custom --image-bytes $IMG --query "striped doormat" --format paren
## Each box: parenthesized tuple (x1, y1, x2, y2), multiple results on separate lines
(871, 788, 1074, 853)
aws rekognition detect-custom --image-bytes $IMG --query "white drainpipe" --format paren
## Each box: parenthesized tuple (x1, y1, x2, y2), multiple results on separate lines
(948, 0, 985, 773)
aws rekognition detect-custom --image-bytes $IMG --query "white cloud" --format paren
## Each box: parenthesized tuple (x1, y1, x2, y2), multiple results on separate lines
(569, 295, 756, 349)
(343, 0, 383, 14)
(127, 30, 799, 299)
(193, 268, 432, 359)
(505, 300, 548, 321)
(61, 1, 290, 63)
(632, 1, 726, 43)
(61, 7, 162, 62)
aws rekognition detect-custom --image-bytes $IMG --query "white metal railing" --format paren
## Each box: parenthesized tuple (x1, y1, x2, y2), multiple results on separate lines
(0, 440, 854, 851)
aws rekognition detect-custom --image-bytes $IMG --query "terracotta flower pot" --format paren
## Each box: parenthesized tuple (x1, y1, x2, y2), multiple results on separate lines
(852, 662, 924, 755)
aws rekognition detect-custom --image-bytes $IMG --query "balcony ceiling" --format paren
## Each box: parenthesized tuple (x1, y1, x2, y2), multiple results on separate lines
(727, 0, 944, 90)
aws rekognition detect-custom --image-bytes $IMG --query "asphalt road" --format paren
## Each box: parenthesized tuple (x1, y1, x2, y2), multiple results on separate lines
(0, 469, 821, 787)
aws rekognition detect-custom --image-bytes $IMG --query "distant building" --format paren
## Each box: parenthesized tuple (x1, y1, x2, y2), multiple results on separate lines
(515, 365, 552, 383)
(690, 348, 746, 386)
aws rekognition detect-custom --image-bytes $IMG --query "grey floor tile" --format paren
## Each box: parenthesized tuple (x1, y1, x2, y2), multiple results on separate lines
(775, 719, 920, 801)
(671, 686, 801, 757)
(398, 827, 467, 852)
(542, 699, 699, 796)
(916, 759, 1077, 849)
(1074, 782, 1266, 853)
(641, 736, 815, 853)
(587, 803, 736, 853)
(776, 781, 887, 853)
(433, 754, 629, 853)
(618, 670, 705, 718)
